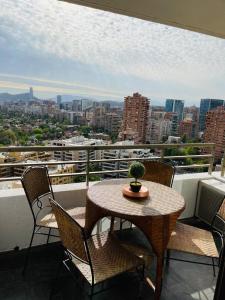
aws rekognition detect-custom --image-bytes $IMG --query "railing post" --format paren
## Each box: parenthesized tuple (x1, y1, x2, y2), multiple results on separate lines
(208, 145, 215, 175)
(221, 151, 225, 177)
(160, 149, 164, 162)
(86, 149, 90, 187)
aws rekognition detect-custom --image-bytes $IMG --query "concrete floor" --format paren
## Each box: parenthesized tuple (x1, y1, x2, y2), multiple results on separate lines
(0, 227, 217, 300)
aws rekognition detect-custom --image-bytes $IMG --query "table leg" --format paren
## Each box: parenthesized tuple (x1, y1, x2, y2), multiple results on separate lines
(155, 254, 164, 300)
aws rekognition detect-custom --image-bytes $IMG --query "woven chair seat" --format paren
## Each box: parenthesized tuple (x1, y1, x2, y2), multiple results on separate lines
(121, 242, 152, 268)
(38, 206, 86, 229)
(73, 232, 144, 284)
(167, 222, 219, 258)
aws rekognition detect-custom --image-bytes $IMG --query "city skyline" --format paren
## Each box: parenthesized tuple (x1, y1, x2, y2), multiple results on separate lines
(1, 0, 225, 105)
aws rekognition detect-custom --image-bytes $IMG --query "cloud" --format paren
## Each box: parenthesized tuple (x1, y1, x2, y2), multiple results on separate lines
(0, 73, 125, 97)
(0, 0, 225, 103)
(0, 79, 124, 99)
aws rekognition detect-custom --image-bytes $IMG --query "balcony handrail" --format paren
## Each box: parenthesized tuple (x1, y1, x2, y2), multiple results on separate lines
(0, 154, 213, 168)
(0, 143, 216, 186)
(0, 142, 215, 152)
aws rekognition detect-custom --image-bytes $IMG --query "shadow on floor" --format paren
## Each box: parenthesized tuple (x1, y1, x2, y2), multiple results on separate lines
(0, 226, 217, 300)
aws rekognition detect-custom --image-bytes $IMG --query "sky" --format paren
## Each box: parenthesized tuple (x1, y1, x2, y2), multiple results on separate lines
(0, 0, 225, 105)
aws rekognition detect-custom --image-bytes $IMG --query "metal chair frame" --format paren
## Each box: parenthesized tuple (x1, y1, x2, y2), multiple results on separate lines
(50, 198, 145, 300)
(21, 166, 59, 275)
(166, 197, 225, 276)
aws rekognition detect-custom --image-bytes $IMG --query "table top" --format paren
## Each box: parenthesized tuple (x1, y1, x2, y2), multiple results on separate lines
(87, 179, 185, 217)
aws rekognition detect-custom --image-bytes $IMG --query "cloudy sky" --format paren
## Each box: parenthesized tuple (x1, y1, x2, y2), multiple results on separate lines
(0, 0, 225, 105)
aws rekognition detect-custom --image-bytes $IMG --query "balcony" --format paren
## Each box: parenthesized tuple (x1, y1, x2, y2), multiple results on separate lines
(0, 142, 223, 299)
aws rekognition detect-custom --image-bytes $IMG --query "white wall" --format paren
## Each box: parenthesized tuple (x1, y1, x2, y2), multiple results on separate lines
(0, 182, 92, 253)
(0, 174, 214, 253)
(173, 172, 212, 218)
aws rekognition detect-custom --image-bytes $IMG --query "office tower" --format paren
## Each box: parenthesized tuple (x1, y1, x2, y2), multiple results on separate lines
(164, 112, 179, 136)
(104, 112, 122, 136)
(204, 106, 225, 160)
(120, 92, 150, 143)
(57, 95, 62, 106)
(72, 100, 82, 112)
(29, 87, 33, 100)
(81, 99, 93, 111)
(165, 99, 184, 122)
(199, 98, 224, 131)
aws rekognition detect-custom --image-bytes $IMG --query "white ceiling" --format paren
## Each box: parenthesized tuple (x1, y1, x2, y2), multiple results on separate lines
(62, 0, 225, 39)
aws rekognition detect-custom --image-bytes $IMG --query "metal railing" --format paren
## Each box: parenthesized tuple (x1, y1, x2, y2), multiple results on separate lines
(0, 143, 216, 187)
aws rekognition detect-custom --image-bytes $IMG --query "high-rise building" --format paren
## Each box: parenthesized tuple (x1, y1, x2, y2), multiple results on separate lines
(57, 95, 62, 106)
(183, 106, 199, 123)
(104, 112, 122, 136)
(146, 111, 171, 143)
(204, 106, 225, 160)
(29, 87, 33, 100)
(165, 99, 184, 122)
(178, 119, 197, 140)
(81, 99, 93, 111)
(120, 92, 150, 143)
(164, 112, 179, 136)
(199, 98, 224, 131)
(72, 100, 82, 112)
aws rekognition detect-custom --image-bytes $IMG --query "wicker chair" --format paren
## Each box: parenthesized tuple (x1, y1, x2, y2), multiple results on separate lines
(142, 160, 175, 187)
(21, 166, 86, 275)
(50, 198, 145, 299)
(167, 197, 225, 276)
(119, 160, 175, 231)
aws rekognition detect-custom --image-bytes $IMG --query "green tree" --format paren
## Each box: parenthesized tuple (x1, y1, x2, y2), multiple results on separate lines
(79, 126, 91, 138)
(33, 128, 43, 135)
(0, 129, 16, 145)
(35, 133, 43, 141)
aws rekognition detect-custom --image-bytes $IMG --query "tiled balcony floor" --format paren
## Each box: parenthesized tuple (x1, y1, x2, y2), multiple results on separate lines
(0, 227, 217, 300)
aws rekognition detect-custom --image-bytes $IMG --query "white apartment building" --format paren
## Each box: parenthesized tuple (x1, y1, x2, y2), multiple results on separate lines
(146, 111, 172, 143)
(102, 141, 153, 178)
(50, 136, 105, 171)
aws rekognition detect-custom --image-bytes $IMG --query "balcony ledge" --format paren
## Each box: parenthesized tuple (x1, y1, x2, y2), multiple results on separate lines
(0, 172, 221, 253)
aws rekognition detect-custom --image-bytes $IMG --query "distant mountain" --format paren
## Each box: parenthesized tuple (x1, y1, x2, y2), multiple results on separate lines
(0, 92, 37, 102)
(0, 92, 124, 106)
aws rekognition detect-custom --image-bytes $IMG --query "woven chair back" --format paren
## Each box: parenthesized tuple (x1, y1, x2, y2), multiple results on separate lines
(21, 166, 53, 205)
(142, 160, 175, 187)
(217, 198, 225, 222)
(50, 198, 89, 263)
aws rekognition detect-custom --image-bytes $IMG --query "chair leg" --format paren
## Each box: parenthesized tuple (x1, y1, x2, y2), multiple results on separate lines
(46, 227, 52, 244)
(120, 218, 123, 231)
(89, 285, 94, 300)
(109, 216, 115, 232)
(49, 247, 64, 299)
(212, 257, 216, 277)
(22, 225, 36, 276)
(166, 250, 170, 266)
(137, 265, 145, 299)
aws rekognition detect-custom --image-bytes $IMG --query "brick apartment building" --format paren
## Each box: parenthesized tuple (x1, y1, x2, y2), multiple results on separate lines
(120, 92, 150, 143)
(204, 106, 225, 160)
(178, 119, 198, 140)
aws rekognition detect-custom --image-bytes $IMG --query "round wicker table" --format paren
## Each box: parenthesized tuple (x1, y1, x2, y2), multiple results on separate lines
(85, 179, 185, 300)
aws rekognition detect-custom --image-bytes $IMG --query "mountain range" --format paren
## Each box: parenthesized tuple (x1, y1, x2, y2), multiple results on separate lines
(0, 92, 124, 107)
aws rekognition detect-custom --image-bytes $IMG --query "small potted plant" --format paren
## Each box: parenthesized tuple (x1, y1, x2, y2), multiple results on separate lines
(129, 161, 145, 192)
